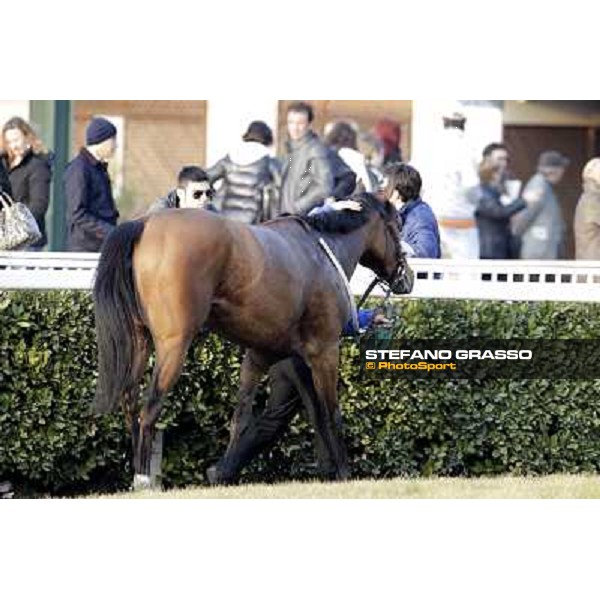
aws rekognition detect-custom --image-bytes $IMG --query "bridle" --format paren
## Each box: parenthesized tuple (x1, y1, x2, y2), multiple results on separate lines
(356, 200, 413, 313)
(286, 200, 413, 330)
(383, 215, 410, 294)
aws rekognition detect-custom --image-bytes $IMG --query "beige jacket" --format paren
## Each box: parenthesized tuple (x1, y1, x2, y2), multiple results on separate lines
(574, 158, 600, 260)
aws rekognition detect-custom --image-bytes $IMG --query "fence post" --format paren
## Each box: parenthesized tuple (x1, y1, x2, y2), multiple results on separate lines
(30, 100, 72, 251)
(50, 101, 72, 251)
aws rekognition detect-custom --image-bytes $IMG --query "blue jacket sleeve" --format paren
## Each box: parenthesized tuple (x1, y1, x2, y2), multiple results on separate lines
(358, 309, 375, 329)
(342, 309, 375, 336)
(402, 204, 441, 258)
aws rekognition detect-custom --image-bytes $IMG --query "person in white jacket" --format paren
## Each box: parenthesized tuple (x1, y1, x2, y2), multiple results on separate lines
(325, 121, 374, 192)
(426, 112, 480, 259)
(206, 121, 280, 224)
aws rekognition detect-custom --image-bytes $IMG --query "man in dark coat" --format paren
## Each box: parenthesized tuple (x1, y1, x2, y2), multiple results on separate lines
(279, 102, 334, 215)
(64, 117, 119, 252)
(475, 161, 526, 259)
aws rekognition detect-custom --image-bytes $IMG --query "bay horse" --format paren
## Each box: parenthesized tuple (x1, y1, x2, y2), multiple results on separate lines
(93, 192, 411, 488)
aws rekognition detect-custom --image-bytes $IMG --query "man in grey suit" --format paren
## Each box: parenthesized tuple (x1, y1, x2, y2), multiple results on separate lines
(513, 150, 569, 259)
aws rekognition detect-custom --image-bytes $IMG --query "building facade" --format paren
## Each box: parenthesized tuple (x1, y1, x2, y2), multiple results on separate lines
(1, 99, 599, 255)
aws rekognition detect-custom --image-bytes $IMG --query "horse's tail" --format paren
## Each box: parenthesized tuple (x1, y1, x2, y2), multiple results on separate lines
(93, 219, 147, 414)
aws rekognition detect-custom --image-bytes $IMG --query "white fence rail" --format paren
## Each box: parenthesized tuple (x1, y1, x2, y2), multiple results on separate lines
(0, 252, 99, 290)
(2, 252, 600, 302)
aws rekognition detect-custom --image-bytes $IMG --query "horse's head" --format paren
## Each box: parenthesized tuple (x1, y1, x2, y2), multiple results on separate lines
(355, 192, 413, 295)
(303, 192, 413, 295)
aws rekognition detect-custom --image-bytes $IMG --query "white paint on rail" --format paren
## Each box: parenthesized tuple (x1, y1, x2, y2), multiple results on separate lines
(2, 252, 600, 302)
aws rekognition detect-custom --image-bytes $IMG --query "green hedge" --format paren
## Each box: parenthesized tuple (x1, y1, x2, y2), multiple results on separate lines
(1, 290, 600, 496)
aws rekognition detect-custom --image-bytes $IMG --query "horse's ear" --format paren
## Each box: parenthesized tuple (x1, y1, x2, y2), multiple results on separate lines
(355, 179, 366, 194)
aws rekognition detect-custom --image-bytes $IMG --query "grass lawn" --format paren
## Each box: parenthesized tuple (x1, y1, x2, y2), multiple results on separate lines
(91, 474, 600, 499)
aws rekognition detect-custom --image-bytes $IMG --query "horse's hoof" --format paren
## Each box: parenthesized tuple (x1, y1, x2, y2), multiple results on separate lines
(336, 467, 351, 482)
(206, 465, 236, 486)
(0, 480, 14, 499)
(205, 466, 216, 485)
(132, 474, 154, 491)
(206, 465, 224, 486)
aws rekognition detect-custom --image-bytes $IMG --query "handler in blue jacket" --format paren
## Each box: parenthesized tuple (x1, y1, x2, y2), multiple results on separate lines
(340, 161, 440, 333)
(208, 162, 441, 484)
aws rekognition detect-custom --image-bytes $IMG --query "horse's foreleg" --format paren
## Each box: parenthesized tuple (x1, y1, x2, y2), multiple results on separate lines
(306, 343, 350, 481)
(133, 334, 192, 490)
(288, 357, 337, 479)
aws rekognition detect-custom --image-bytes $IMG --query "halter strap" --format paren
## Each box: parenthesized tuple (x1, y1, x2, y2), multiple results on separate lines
(318, 237, 359, 335)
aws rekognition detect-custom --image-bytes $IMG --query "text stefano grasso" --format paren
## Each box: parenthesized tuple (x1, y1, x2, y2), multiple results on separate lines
(364, 349, 533, 361)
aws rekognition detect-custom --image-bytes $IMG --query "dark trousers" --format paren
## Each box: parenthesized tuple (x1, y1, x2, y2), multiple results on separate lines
(215, 355, 337, 482)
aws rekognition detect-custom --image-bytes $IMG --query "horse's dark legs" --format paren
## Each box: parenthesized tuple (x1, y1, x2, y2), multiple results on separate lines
(124, 389, 141, 474)
(227, 351, 270, 446)
(120, 331, 149, 485)
(133, 334, 192, 489)
(211, 359, 301, 483)
(217, 351, 270, 476)
(289, 357, 338, 479)
(306, 343, 350, 481)
(210, 355, 339, 484)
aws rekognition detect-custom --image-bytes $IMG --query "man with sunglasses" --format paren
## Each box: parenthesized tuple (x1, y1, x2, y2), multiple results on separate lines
(148, 165, 217, 213)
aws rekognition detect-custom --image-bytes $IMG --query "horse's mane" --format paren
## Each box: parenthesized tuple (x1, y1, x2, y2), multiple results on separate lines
(302, 193, 388, 234)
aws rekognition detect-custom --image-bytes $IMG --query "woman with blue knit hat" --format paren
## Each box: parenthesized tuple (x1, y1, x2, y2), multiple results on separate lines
(64, 116, 119, 251)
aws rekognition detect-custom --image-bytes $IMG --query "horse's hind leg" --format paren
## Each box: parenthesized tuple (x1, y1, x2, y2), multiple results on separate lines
(133, 334, 193, 489)
(122, 331, 150, 469)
